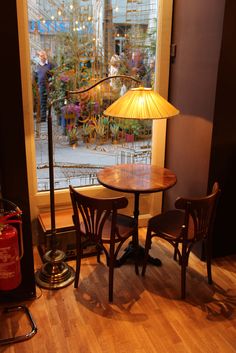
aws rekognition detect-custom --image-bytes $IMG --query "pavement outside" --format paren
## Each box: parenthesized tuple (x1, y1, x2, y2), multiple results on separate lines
(35, 121, 151, 191)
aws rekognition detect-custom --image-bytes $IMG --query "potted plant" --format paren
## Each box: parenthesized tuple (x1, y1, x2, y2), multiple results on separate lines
(121, 120, 140, 142)
(95, 118, 107, 144)
(110, 122, 120, 144)
(130, 120, 141, 141)
(61, 103, 80, 118)
(81, 123, 95, 144)
(67, 125, 79, 146)
(61, 103, 80, 134)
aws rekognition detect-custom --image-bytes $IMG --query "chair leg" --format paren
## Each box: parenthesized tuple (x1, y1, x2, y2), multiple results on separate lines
(173, 244, 179, 261)
(108, 243, 115, 302)
(132, 232, 139, 275)
(141, 230, 152, 276)
(181, 264, 187, 299)
(135, 252, 139, 275)
(181, 244, 187, 299)
(97, 242, 102, 263)
(74, 250, 82, 288)
(205, 240, 213, 284)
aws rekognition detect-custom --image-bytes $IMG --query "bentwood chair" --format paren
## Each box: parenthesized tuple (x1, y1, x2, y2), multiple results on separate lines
(69, 185, 138, 302)
(142, 182, 221, 299)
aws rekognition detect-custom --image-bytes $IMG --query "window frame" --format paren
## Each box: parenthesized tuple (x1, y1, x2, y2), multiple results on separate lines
(17, 0, 174, 226)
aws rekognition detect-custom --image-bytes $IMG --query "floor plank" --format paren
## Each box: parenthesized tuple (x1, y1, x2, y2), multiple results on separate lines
(1, 228, 236, 353)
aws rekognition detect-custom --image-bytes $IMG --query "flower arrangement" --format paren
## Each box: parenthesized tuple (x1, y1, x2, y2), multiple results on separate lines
(59, 74, 70, 83)
(59, 69, 76, 84)
(62, 103, 80, 117)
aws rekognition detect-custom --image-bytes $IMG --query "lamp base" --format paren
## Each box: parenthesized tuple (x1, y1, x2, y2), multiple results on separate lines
(35, 249, 75, 289)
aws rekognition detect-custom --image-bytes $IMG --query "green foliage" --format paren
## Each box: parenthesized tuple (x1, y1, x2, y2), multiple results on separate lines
(95, 116, 107, 138)
(82, 123, 95, 137)
(109, 122, 120, 139)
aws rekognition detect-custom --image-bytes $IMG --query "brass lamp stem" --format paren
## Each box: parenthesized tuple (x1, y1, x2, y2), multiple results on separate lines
(35, 75, 139, 289)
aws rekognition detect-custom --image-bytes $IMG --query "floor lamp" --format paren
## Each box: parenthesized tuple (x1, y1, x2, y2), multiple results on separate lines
(102, 86, 180, 262)
(103, 86, 179, 120)
(35, 75, 140, 289)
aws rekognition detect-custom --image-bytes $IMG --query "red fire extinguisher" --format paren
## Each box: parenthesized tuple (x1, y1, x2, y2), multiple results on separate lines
(0, 201, 24, 291)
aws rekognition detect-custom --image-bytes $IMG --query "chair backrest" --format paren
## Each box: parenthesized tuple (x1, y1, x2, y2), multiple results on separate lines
(69, 185, 128, 243)
(174, 182, 220, 241)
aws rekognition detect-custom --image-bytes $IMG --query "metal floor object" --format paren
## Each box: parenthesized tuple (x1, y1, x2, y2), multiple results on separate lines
(0, 305, 37, 345)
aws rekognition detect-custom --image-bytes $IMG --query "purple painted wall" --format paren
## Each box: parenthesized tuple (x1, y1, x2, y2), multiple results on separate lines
(165, 0, 225, 207)
(164, 0, 236, 257)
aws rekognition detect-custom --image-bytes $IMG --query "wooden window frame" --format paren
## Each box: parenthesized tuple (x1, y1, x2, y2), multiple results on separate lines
(17, 0, 173, 229)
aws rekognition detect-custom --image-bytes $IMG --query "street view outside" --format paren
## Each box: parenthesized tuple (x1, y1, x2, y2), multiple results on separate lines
(27, 0, 158, 191)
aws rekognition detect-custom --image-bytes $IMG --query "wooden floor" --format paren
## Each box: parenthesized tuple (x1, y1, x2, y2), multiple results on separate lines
(1, 228, 236, 353)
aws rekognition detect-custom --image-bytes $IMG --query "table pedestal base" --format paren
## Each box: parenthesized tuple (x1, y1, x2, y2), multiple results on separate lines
(116, 242, 162, 267)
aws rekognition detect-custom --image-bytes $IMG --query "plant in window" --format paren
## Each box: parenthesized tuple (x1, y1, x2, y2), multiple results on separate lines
(109, 122, 120, 144)
(94, 116, 107, 144)
(66, 125, 79, 146)
(81, 123, 95, 144)
(60, 103, 80, 134)
(61, 103, 80, 117)
(121, 119, 141, 142)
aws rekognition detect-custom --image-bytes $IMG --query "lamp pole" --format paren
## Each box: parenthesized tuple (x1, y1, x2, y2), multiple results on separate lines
(35, 100, 75, 289)
(35, 75, 140, 289)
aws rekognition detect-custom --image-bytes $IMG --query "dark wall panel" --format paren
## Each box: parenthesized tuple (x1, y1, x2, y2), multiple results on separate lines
(0, 2, 36, 301)
(208, 0, 236, 257)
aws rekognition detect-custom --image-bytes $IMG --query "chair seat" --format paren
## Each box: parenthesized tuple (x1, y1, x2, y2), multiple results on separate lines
(113, 213, 135, 238)
(148, 210, 194, 241)
(80, 213, 135, 242)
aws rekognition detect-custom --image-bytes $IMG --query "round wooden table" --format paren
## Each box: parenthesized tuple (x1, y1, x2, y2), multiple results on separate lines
(97, 164, 177, 266)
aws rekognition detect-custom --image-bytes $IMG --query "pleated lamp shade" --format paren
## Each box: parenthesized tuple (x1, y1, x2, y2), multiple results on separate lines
(103, 87, 179, 119)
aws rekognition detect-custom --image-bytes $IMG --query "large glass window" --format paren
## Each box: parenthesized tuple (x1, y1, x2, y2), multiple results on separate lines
(27, 0, 158, 192)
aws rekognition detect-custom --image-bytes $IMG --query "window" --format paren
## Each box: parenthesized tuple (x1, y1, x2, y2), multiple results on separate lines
(17, 0, 173, 218)
(28, 0, 158, 192)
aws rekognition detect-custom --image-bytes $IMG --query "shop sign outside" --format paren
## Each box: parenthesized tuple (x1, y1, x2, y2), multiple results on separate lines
(29, 20, 93, 34)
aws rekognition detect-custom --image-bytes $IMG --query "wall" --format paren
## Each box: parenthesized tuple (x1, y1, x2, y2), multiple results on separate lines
(164, 0, 236, 257)
(165, 0, 225, 203)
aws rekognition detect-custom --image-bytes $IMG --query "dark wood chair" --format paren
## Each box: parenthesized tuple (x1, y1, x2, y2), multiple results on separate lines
(141, 182, 221, 299)
(69, 185, 138, 302)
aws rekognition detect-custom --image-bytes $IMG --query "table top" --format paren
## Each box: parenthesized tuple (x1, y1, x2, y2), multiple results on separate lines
(97, 164, 177, 194)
